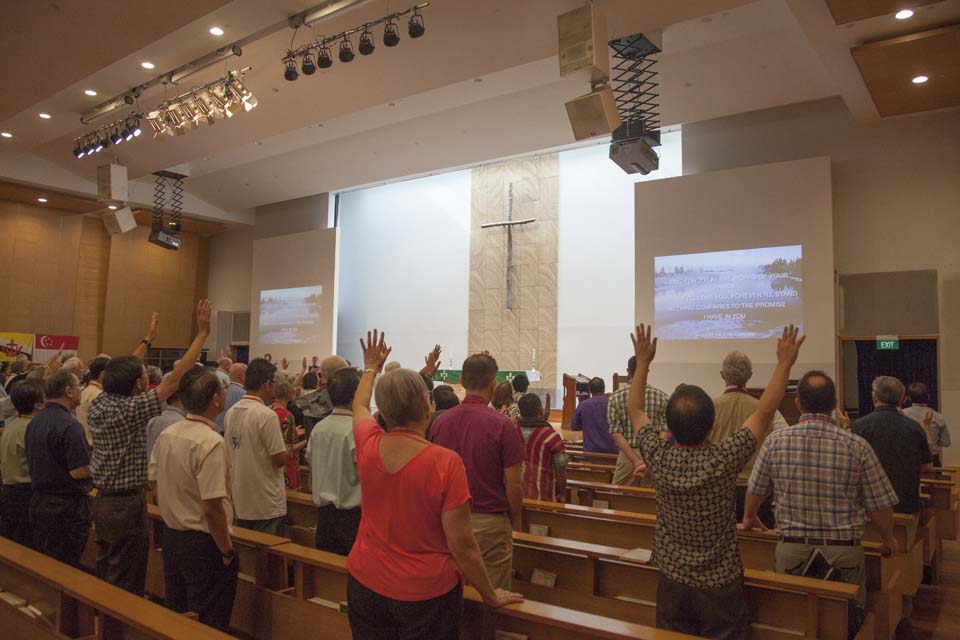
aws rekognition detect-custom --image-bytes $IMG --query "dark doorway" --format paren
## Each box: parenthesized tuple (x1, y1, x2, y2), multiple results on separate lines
(852, 338, 939, 416)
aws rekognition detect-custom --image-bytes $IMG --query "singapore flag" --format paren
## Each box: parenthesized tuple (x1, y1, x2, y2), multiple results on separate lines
(34, 334, 79, 363)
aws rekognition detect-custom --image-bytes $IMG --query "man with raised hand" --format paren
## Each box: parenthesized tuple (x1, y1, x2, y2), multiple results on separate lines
(89, 300, 212, 595)
(629, 324, 804, 639)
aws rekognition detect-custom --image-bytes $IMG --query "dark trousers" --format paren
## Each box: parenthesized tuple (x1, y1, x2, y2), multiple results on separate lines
(656, 574, 749, 640)
(735, 485, 776, 529)
(29, 492, 90, 568)
(347, 574, 462, 640)
(162, 527, 239, 632)
(316, 504, 361, 555)
(933, 454, 942, 467)
(92, 488, 149, 595)
(0, 483, 33, 547)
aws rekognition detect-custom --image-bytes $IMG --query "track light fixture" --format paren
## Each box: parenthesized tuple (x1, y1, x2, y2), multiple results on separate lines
(71, 113, 142, 159)
(284, 54, 299, 81)
(359, 26, 375, 55)
(301, 50, 317, 75)
(143, 68, 257, 140)
(339, 36, 355, 63)
(280, 3, 428, 82)
(383, 19, 400, 47)
(408, 8, 425, 38)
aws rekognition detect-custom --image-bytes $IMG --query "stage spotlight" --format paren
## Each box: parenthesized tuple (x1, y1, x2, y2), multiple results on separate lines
(110, 129, 123, 145)
(121, 124, 133, 141)
(408, 8, 425, 38)
(73, 143, 85, 159)
(302, 50, 317, 75)
(383, 19, 400, 47)
(84, 140, 97, 155)
(317, 45, 333, 68)
(94, 140, 105, 152)
(284, 54, 299, 81)
(339, 36, 355, 62)
(359, 27, 376, 55)
(132, 120, 142, 136)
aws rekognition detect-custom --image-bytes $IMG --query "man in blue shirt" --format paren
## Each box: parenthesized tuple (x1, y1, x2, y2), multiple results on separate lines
(571, 377, 618, 454)
(25, 370, 92, 567)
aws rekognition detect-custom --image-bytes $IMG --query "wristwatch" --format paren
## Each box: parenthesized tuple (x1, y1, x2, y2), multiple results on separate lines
(221, 548, 236, 561)
(141, 339, 152, 348)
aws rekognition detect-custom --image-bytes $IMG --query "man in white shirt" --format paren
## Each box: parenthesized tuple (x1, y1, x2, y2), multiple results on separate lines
(224, 358, 304, 535)
(148, 368, 236, 631)
(306, 367, 362, 554)
(903, 382, 951, 467)
(77, 357, 109, 444)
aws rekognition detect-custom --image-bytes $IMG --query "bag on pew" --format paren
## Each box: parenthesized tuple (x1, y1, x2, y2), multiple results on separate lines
(790, 548, 865, 639)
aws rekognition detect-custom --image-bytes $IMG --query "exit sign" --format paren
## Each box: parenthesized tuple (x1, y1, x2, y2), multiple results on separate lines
(876, 336, 900, 351)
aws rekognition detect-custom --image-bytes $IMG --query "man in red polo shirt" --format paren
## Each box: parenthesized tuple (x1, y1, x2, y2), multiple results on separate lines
(430, 353, 524, 589)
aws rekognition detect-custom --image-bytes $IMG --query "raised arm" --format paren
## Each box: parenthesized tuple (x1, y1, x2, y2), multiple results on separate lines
(419, 344, 442, 379)
(154, 300, 212, 402)
(353, 329, 392, 425)
(627, 324, 657, 432)
(743, 325, 805, 441)
(132, 311, 159, 361)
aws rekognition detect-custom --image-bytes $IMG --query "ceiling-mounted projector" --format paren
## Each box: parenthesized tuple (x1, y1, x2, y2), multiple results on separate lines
(149, 221, 182, 251)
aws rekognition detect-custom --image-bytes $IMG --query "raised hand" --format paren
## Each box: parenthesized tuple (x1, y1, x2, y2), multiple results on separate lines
(196, 299, 212, 335)
(312, 356, 319, 366)
(281, 357, 290, 371)
(422, 344, 442, 377)
(923, 409, 934, 431)
(630, 324, 657, 368)
(360, 330, 392, 373)
(43, 345, 65, 377)
(146, 311, 159, 342)
(775, 325, 805, 366)
(836, 408, 852, 430)
(302, 356, 308, 371)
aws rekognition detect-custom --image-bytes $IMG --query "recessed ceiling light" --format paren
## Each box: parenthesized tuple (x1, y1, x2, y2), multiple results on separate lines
(895, 9, 914, 20)
(108, 205, 118, 210)
(141, 61, 155, 69)
(912, 75, 929, 84)
(38, 113, 52, 119)
(84, 89, 98, 96)
(37, 198, 47, 203)
(0, 132, 11, 138)
(209, 26, 224, 36)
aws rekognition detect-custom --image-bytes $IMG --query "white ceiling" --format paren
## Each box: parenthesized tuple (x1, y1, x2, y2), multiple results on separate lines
(0, 0, 954, 224)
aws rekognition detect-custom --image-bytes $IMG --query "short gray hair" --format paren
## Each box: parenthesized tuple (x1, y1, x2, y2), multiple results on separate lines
(273, 372, 296, 400)
(384, 361, 401, 373)
(146, 365, 163, 385)
(320, 355, 349, 380)
(721, 351, 753, 387)
(873, 376, 905, 405)
(375, 368, 428, 428)
(181, 369, 223, 414)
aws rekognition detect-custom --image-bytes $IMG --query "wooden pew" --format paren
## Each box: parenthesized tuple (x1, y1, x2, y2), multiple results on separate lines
(521, 499, 903, 640)
(143, 505, 288, 639)
(568, 450, 618, 465)
(138, 517, 703, 640)
(0, 537, 232, 640)
(565, 462, 614, 484)
(920, 476, 959, 541)
(511, 531, 871, 640)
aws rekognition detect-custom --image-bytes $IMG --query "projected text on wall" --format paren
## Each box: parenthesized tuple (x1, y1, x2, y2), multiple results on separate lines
(258, 286, 323, 345)
(654, 245, 802, 340)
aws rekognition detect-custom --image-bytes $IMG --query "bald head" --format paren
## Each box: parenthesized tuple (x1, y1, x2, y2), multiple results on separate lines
(217, 357, 232, 372)
(797, 370, 836, 415)
(320, 356, 349, 381)
(229, 363, 247, 384)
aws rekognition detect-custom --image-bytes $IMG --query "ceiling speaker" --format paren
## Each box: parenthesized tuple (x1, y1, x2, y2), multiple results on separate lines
(565, 87, 621, 141)
(101, 206, 137, 235)
(558, 4, 609, 84)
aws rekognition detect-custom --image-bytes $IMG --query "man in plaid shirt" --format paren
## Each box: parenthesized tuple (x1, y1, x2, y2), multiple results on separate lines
(744, 370, 898, 623)
(607, 355, 669, 486)
(89, 300, 213, 595)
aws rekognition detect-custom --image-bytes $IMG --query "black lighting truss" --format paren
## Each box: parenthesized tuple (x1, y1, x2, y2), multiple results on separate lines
(152, 170, 188, 233)
(607, 33, 661, 147)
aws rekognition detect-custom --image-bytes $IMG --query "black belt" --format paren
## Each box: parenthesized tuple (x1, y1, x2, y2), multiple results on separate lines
(780, 536, 859, 546)
(98, 487, 143, 498)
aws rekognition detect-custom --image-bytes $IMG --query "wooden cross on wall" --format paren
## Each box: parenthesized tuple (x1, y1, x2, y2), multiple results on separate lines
(480, 182, 535, 310)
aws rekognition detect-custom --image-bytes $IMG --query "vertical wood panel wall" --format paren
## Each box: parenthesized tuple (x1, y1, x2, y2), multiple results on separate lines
(0, 200, 210, 361)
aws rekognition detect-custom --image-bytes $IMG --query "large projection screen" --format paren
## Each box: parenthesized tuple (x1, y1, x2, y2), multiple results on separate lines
(635, 157, 834, 396)
(250, 228, 338, 362)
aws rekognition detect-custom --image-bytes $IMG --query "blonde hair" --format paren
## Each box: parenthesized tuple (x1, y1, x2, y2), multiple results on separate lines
(375, 368, 428, 428)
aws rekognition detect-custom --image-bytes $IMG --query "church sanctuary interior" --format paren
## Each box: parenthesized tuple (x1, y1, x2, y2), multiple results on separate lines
(2, 0, 960, 639)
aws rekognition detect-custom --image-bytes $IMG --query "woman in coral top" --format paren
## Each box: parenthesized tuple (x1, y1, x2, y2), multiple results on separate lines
(346, 330, 522, 638)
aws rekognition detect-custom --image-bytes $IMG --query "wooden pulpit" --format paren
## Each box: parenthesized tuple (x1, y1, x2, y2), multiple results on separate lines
(747, 382, 800, 425)
(561, 373, 591, 428)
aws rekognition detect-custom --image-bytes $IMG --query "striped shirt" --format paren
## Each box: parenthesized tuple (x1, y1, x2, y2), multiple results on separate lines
(519, 419, 569, 502)
(607, 384, 669, 450)
(748, 414, 898, 539)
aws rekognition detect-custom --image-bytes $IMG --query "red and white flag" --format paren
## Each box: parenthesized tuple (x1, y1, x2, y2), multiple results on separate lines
(34, 334, 80, 363)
